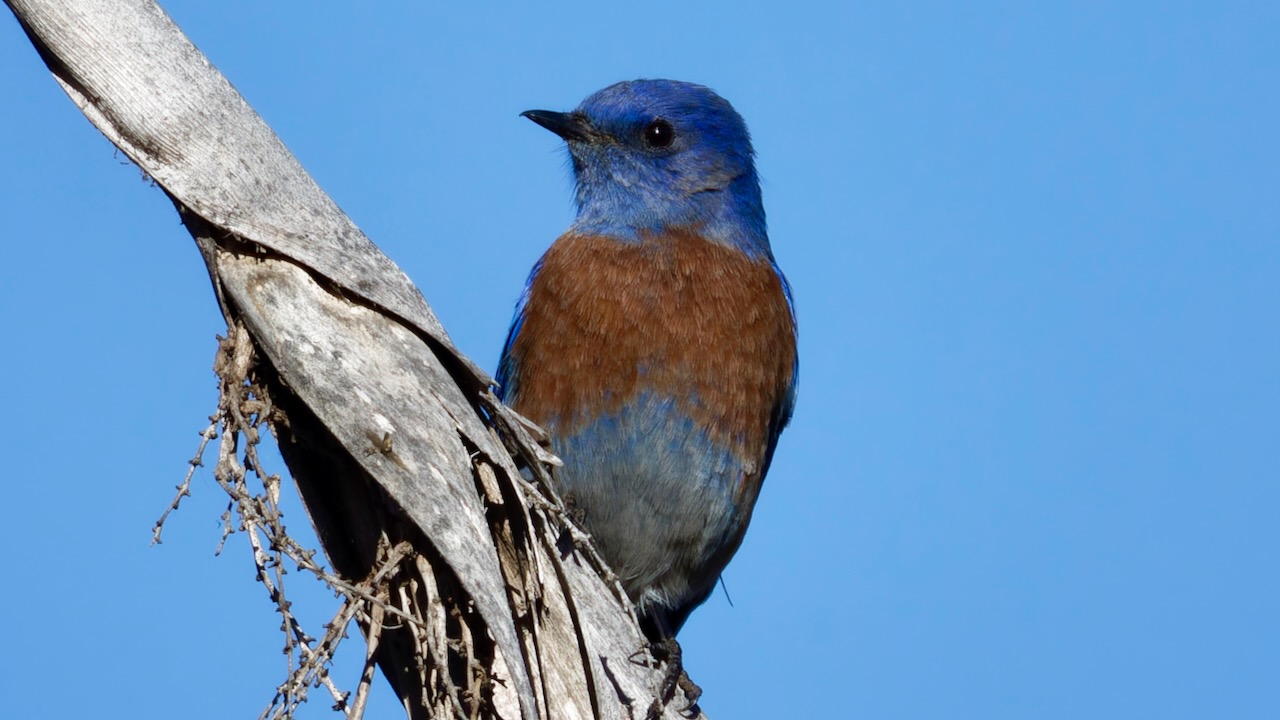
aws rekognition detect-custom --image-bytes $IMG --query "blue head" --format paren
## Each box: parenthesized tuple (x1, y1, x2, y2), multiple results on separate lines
(522, 79, 771, 257)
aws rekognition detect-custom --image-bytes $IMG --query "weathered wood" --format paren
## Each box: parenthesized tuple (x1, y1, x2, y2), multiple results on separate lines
(4, 1, 706, 718)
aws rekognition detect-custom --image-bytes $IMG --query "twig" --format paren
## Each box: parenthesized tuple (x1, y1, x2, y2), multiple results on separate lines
(151, 419, 218, 544)
(349, 596, 385, 720)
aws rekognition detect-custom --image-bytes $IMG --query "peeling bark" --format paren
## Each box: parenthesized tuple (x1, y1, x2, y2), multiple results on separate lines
(5, 1, 707, 718)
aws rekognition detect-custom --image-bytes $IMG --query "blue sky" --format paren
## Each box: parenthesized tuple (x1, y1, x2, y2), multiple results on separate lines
(2, 2, 1277, 718)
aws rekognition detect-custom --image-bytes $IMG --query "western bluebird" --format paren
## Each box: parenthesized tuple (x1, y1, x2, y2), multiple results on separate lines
(498, 79, 797, 639)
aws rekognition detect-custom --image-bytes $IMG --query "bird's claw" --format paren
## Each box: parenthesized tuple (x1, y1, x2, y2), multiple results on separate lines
(641, 637, 701, 718)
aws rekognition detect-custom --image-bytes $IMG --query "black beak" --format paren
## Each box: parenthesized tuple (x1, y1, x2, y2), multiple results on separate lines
(521, 109, 592, 143)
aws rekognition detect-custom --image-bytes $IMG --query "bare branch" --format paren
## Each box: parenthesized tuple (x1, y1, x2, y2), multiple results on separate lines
(5, 1, 708, 718)
(150, 420, 216, 544)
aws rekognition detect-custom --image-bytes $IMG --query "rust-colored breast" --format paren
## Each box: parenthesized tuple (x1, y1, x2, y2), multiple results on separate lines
(506, 230, 796, 466)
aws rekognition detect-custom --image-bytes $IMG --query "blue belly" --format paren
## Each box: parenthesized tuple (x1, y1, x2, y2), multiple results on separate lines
(548, 391, 748, 619)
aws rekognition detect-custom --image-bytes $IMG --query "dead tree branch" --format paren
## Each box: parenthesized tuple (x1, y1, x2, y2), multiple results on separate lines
(4, 1, 705, 718)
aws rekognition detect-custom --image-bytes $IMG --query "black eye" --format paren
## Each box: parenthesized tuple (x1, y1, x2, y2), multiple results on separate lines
(643, 119, 675, 148)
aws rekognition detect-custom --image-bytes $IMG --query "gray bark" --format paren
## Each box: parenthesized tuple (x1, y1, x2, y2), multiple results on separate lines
(4, 1, 705, 718)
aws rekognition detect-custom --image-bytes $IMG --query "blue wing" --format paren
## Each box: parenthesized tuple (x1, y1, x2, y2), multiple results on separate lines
(761, 263, 798, 477)
(495, 259, 543, 402)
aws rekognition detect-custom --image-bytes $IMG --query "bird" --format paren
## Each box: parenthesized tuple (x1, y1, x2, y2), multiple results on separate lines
(498, 79, 797, 640)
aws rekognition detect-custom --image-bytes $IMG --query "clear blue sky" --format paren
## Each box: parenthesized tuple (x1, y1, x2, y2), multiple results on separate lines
(2, 2, 1277, 718)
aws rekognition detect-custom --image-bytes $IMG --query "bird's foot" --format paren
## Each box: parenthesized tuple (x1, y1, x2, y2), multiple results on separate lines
(639, 637, 701, 718)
